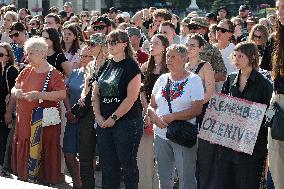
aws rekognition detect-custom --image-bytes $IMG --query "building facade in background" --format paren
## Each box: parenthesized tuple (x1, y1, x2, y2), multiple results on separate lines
(2, 0, 106, 16)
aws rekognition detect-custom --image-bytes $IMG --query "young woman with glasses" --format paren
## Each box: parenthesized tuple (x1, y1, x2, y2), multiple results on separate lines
(80, 11, 90, 32)
(92, 30, 143, 189)
(248, 24, 269, 59)
(215, 19, 237, 77)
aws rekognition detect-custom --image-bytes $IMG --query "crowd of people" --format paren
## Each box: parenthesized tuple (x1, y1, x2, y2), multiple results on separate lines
(0, 1, 283, 189)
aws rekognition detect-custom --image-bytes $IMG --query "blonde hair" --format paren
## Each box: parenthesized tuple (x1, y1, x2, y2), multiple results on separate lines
(24, 37, 48, 55)
(4, 11, 17, 22)
(0, 42, 15, 66)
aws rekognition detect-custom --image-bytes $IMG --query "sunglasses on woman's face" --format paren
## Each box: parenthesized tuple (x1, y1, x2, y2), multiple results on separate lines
(216, 27, 232, 33)
(0, 52, 8, 57)
(79, 54, 94, 58)
(9, 32, 20, 38)
(29, 23, 37, 26)
(93, 25, 106, 31)
(189, 25, 202, 30)
(253, 34, 262, 39)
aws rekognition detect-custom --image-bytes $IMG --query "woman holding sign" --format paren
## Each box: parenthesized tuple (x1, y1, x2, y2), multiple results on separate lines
(213, 42, 273, 189)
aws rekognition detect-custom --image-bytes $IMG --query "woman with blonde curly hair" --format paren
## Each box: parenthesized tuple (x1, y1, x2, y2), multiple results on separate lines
(11, 37, 66, 185)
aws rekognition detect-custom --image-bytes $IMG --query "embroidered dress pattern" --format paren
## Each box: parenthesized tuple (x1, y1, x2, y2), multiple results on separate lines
(161, 78, 189, 102)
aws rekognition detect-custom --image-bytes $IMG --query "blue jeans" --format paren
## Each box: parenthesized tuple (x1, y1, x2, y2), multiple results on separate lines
(97, 117, 143, 189)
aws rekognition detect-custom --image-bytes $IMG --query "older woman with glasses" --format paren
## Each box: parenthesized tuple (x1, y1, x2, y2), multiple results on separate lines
(92, 30, 143, 189)
(148, 44, 204, 189)
(77, 33, 108, 189)
(62, 45, 97, 189)
(11, 37, 66, 184)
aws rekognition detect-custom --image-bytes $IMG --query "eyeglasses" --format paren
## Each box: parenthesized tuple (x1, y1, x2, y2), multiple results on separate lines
(189, 25, 202, 30)
(79, 54, 94, 58)
(29, 23, 37, 26)
(0, 53, 8, 57)
(107, 40, 121, 46)
(253, 34, 262, 39)
(93, 25, 106, 31)
(216, 27, 233, 33)
(9, 32, 20, 38)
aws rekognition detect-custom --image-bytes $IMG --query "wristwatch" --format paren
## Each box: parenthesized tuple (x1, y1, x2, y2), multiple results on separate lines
(111, 114, 118, 121)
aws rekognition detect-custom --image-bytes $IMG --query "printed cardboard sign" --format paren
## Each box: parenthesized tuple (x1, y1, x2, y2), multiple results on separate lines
(198, 93, 267, 155)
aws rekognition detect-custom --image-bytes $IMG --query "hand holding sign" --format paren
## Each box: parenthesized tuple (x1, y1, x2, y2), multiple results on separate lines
(198, 93, 267, 155)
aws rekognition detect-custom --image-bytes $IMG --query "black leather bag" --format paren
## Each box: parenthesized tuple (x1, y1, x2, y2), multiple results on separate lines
(165, 78, 198, 148)
(271, 102, 284, 141)
(71, 90, 92, 119)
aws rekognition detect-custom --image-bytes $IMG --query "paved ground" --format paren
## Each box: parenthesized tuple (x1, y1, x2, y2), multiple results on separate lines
(1, 170, 125, 189)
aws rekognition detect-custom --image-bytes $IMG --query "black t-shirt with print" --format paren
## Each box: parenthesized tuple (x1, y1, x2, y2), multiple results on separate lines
(97, 57, 142, 120)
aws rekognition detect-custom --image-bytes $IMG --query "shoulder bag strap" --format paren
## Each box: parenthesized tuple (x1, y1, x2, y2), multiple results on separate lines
(39, 68, 53, 103)
(42, 68, 53, 92)
(165, 78, 173, 113)
(194, 61, 206, 75)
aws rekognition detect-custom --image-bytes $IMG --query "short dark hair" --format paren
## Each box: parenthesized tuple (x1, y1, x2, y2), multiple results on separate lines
(46, 13, 61, 24)
(10, 22, 26, 32)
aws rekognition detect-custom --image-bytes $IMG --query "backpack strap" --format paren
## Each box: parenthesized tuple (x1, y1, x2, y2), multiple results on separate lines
(194, 61, 206, 75)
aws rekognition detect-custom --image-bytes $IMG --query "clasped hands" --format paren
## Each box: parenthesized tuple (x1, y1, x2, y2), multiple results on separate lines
(148, 113, 174, 129)
(15, 89, 40, 101)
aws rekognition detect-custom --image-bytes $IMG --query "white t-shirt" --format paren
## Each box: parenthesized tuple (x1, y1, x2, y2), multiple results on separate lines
(152, 72, 204, 140)
(219, 43, 237, 75)
(214, 43, 237, 92)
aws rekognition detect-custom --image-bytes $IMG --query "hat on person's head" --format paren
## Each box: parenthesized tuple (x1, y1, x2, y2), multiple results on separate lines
(246, 16, 258, 23)
(94, 16, 111, 27)
(58, 10, 67, 18)
(121, 12, 130, 18)
(108, 7, 118, 13)
(239, 5, 250, 11)
(89, 33, 106, 46)
(187, 11, 198, 18)
(64, 2, 73, 7)
(189, 17, 209, 28)
(125, 27, 141, 37)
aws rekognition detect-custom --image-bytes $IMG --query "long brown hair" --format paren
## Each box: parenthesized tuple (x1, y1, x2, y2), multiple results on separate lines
(106, 29, 136, 62)
(144, 34, 169, 88)
(0, 42, 15, 66)
(272, 20, 284, 79)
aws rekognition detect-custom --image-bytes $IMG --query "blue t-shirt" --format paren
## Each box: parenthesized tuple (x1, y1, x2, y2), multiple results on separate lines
(67, 68, 85, 106)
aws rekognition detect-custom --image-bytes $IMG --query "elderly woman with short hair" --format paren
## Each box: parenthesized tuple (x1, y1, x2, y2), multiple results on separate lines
(11, 37, 66, 184)
(148, 44, 204, 189)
